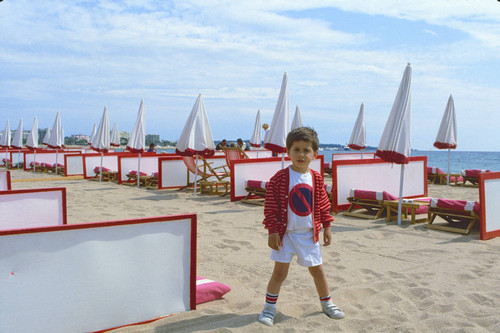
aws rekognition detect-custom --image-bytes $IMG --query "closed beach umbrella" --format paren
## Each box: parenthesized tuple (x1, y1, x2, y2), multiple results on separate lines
(127, 100, 146, 187)
(0, 120, 10, 148)
(42, 127, 51, 146)
(250, 110, 262, 148)
(110, 122, 120, 147)
(265, 72, 290, 168)
(348, 103, 367, 151)
(176, 94, 215, 196)
(91, 106, 111, 182)
(88, 123, 96, 146)
(1, 121, 11, 167)
(375, 63, 412, 225)
(11, 119, 23, 168)
(433, 94, 457, 185)
(291, 105, 303, 130)
(26, 117, 38, 172)
(47, 111, 63, 175)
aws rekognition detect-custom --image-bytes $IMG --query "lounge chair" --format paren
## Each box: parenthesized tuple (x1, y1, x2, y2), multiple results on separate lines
(426, 198, 480, 235)
(343, 189, 397, 220)
(93, 166, 117, 182)
(324, 162, 332, 175)
(181, 156, 229, 195)
(145, 171, 159, 189)
(427, 167, 445, 184)
(124, 170, 148, 186)
(461, 169, 491, 186)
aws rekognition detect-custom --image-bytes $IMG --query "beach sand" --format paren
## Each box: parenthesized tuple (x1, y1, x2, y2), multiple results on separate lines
(8, 169, 500, 332)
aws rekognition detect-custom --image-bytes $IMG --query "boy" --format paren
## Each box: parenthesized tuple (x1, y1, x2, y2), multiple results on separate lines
(258, 127, 344, 327)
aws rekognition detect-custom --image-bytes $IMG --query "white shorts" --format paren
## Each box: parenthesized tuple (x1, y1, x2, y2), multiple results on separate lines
(270, 229, 322, 267)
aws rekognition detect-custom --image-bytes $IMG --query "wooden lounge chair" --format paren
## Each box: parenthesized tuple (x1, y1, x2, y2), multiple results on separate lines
(426, 198, 480, 235)
(145, 172, 159, 189)
(343, 189, 397, 220)
(181, 156, 229, 195)
(93, 166, 117, 182)
(427, 167, 445, 184)
(124, 170, 148, 186)
(461, 169, 491, 186)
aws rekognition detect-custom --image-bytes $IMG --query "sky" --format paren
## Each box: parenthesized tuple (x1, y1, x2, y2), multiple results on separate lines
(1, 0, 500, 151)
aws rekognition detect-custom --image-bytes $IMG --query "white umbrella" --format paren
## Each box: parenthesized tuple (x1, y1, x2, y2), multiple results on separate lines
(175, 94, 215, 196)
(42, 127, 51, 146)
(249, 110, 262, 149)
(0, 120, 10, 148)
(348, 103, 367, 151)
(47, 111, 63, 175)
(264, 72, 290, 168)
(26, 116, 39, 172)
(11, 119, 23, 168)
(0, 120, 11, 167)
(110, 122, 120, 147)
(291, 105, 303, 130)
(126, 100, 146, 187)
(88, 123, 96, 146)
(91, 106, 111, 182)
(375, 63, 412, 225)
(433, 94, 457, 185)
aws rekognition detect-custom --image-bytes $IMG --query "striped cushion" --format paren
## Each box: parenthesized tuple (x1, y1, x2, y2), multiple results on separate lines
(350, 189, 397, 201)
(94, 166, 112, 173)
(245, 180, 267, 189)
(462, 169, 491, 177)
(128, 170, 147, 177)
(430, 198, 479, 213)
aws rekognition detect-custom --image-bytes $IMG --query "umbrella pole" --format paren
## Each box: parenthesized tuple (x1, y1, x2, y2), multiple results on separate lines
(18, 150, 21, 168)
(33, 149, 36, 173)
(55, 149, 58, 176)
(447, 148, 450, 185)
(99, 152, 103, 182)
(137, 153, 141, 188)
(194, 154, 198, 197)
(397, 164, 405, 226)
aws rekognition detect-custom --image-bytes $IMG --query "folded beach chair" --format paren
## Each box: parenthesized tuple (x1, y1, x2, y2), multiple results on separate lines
(461, 169, 491, 186)
(222, 146, 248, 171)
(93, 166, 117, 182)
(181, 156, 230, 195)
(343, 189, 397, 220)
(426, 198, 480, 235)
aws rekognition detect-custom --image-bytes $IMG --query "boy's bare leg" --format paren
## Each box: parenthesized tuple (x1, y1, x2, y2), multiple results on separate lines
(259, 262, 290, 326)
(267, 262, 290, 293)
(309, 264, 345, 319)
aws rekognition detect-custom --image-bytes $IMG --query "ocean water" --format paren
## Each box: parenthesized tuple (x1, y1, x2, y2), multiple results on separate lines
(326, 150, 500, 174)
(158, 148, 500, 174)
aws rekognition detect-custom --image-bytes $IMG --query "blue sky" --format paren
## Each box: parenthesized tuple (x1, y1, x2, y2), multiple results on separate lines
(1, 0, 500, 151)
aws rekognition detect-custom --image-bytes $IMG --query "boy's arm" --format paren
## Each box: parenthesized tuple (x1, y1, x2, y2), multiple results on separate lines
(323, 227, 332, 246)
(262, 174, 280, 234)
(316, 173, 334, 228)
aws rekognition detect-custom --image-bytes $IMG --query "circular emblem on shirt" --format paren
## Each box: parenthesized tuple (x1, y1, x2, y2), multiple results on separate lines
(289, 183, 313, 216)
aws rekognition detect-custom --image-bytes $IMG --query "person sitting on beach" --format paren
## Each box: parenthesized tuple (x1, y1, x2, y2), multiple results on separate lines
(147, 143, 156, 152)
(237, 138, 249, 151)
(258, 126, 344, 327)
(216, 139, 227, 150)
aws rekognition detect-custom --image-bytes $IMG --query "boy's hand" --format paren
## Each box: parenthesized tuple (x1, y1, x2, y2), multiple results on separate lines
(323, 227, 332, 246)
(268, 233, 282, 250)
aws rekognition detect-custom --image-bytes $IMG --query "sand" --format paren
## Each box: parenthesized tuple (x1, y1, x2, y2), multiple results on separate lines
(8, 169, 500, 333)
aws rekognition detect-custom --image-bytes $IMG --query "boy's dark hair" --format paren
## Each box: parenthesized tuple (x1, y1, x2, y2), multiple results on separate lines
(286, 127, 319, 151)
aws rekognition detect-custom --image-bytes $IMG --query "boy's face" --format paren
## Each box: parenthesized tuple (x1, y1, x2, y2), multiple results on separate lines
(287, 140, 318, 173)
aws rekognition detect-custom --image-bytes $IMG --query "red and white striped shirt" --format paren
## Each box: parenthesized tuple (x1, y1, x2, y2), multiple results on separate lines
(263, 167, 333, 243)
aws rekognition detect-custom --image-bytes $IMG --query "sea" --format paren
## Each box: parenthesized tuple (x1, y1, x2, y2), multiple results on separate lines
(157, 148, 500, 174)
